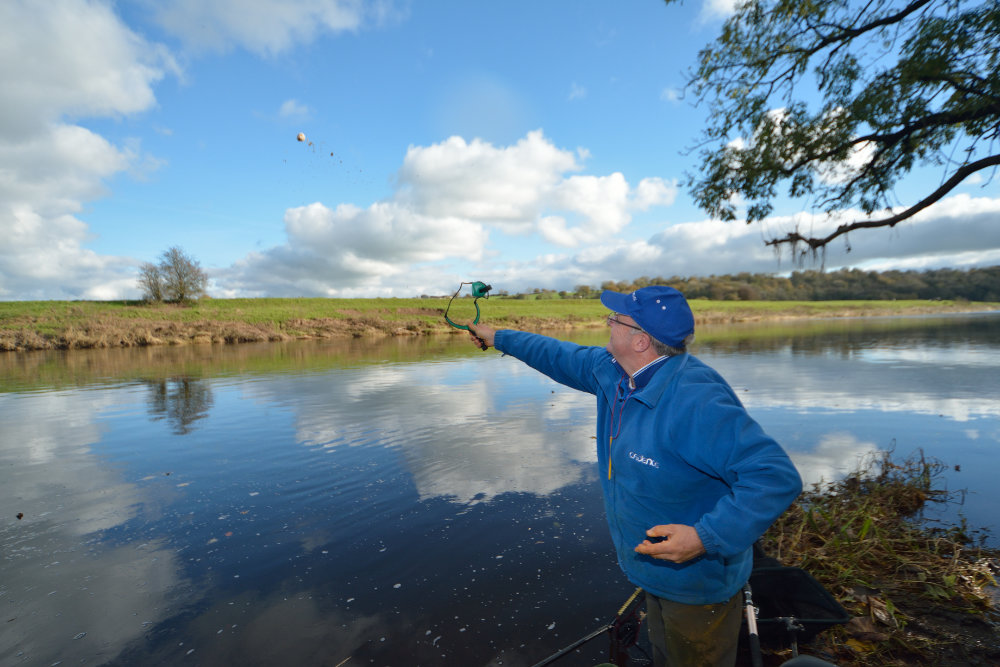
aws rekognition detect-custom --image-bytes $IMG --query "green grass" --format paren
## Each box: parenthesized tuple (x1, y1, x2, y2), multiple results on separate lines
(0, 296, 992, 321)
(1, 297, 997, 352)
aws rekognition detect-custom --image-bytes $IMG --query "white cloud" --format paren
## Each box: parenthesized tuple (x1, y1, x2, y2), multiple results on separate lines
(632, 177, 679, 210)
(395, 135, 670, 247)
(537, 216, 576, 247)
(218, 120, 1000, 297)
(458, 192, 1000, 295)
(660, 87, 682, 104)
(0, 0, 176, 300)
(699, 0, 739, 22)
(222, 132, 687, 295)
(543, 173, 631, 245)
(763, 193, 1000, 264)
(284, 201, 484, 263)
(396, 131, 580, 227)
(817, 139, 877, 185)
(152, 0, 370, 56)
(219, 200, 487, 297)
(569, 82, 587, 101)
(278, 98, 312, 119)
(0, 0, 177, 138)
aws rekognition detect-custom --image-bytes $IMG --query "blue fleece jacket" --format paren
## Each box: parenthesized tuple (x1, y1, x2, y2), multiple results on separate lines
(495, 330, 802, 605)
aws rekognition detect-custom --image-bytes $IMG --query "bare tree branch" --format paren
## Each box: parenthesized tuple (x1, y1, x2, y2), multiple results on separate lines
(766, 153, 1000, 248)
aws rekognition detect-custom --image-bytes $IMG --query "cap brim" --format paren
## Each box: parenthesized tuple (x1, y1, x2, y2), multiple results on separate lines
(600, 290, 631, 315)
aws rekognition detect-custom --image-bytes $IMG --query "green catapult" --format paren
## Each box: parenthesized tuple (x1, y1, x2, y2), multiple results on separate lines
(444, 281, 492, 349)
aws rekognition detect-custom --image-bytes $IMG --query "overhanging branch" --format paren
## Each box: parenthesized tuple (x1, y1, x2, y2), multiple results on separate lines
(765, 153, 1000, 249)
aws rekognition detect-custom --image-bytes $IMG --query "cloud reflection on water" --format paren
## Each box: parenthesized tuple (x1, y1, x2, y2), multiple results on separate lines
(785, 432, 880, 489)
(705, 345, 1000, 422)
(0, 391, 191, 666)
(235, 350, 909, 505)
(242, 360, 599, 504)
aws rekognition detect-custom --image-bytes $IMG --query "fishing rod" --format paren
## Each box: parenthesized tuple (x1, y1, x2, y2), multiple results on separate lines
(443, 280, 492, 350)
(529, 587, 645, 667)
(744, 583, 763, 667)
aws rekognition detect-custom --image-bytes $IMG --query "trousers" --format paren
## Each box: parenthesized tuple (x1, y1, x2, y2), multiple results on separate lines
(645, 590, 743, 667)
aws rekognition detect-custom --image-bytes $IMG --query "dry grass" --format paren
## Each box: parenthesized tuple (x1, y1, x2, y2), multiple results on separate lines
(761, 448, 1000, 666)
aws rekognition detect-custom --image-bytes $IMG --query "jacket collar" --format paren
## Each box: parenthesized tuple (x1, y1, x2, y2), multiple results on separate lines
(630, 355, 671, 389)
(596, 352, 689, 407)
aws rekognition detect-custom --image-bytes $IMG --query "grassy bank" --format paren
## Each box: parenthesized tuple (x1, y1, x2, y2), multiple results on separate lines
(1, 297, 997, 352)
(762, 449, 1000, 666)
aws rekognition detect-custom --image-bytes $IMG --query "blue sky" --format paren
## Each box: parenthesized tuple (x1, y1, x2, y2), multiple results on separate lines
(2, 0, 998, 300)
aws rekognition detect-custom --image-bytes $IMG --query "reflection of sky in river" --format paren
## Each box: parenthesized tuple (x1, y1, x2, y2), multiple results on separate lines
(0, 387, 193, 665)
(244, 359, 598, 504)
(695, 328, 1000, 540)
(1, 314, 998, 665)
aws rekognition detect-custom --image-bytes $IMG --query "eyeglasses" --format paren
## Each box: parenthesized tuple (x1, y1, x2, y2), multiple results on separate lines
(606, 314, 645, 333)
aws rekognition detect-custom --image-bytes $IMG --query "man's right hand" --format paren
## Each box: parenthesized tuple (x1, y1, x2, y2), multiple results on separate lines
(467, 322, 496, 349)
(635, 524, 706, 563)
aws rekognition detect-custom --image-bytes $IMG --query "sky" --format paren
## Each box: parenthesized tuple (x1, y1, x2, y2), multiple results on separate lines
(1, 0, 998, 301)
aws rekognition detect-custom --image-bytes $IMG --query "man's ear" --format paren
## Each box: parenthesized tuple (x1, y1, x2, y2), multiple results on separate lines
(632, 332, 652, 353)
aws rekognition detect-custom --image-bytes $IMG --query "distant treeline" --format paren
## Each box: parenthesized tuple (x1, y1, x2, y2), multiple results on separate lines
(509, 266, 1000, 302)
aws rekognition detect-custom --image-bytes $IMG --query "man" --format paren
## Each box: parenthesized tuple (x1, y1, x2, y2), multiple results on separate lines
(468, 285, 802, 667)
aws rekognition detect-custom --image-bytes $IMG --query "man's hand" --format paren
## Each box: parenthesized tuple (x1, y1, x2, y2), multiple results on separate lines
(467, 322, 496, 349)
(634, 524, 706, 563)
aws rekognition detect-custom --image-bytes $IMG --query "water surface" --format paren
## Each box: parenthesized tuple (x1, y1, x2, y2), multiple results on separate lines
(2, 313, 998, 665)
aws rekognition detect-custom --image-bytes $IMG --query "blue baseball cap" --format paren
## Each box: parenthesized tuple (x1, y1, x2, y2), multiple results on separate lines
(600, 285, 695, 347)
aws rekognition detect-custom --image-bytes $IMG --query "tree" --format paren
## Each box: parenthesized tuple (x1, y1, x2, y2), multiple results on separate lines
(159, 246, 208, 302)
(137, 247, 208, 302)
(137, 261, 164, 302)
(677, 0, 1000, 255)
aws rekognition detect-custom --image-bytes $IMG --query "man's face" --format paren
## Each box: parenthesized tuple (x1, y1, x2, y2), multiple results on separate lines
(605, 313, 643, 362)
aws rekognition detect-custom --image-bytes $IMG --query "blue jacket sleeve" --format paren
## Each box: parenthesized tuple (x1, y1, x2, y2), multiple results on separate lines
(494, 330, 609, 396)
(671, 367, 803, 558)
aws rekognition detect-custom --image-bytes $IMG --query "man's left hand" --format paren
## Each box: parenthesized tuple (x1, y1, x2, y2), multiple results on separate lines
(634, 524, 706, 563)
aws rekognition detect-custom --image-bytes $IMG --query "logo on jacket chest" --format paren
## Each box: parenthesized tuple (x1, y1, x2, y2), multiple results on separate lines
(628, 451, 660, 469)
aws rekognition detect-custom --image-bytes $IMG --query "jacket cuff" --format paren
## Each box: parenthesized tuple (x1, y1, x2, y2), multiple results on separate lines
(494, 329, 513, 353)
(694, 521, 720, 557)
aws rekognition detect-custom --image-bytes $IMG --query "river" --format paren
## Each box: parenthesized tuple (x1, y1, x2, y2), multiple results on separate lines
(1, 312, 998, 666)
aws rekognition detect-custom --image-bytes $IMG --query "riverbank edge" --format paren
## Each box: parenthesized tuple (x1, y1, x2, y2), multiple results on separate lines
(2, 300, 998, 352)
(765, 449, 1000, 666)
